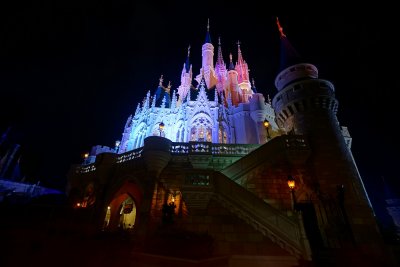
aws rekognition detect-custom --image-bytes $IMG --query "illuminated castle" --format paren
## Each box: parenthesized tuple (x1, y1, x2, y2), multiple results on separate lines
(67, 20, 392, 266)
(102, 23, 277, 157)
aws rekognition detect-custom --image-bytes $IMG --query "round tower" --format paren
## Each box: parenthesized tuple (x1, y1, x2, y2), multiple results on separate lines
(202, 19, 214, 69)
(272, 18, 385, 259)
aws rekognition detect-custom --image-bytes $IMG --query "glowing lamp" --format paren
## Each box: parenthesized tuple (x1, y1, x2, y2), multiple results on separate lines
(83, 153, 89, 159)
(264, 119, 271, 140)
(263, 119, 270, 128)
(159, 122, 165, 136)
(159, 122, 165, 131)
(287, 175, 295, 190)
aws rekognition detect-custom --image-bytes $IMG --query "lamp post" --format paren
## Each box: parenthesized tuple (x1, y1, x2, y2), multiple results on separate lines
(264, 119, 271, 141)
(83, 152, 89, 164)
(159, 122, 165, 137)
(287, 175, 297, 210)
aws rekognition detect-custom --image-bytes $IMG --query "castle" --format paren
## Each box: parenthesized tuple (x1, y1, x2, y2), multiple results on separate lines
(67, 19, 392, 266)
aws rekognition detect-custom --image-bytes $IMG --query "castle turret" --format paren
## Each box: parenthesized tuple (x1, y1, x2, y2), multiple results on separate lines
(154, 75, 171, 108)
(226, 53, 240, 106)
(177, 45, 193, 105)
(272, 17, 386, 261)
(196, 19, 217, 89)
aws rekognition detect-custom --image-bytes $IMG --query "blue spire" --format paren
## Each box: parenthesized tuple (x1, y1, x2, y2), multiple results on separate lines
(228, 53, 235, 70)
(276, 17, 302, 71)
(251, 78, 257, 93)
(205, 18, 212, 44)
(185, 45, 191, 73)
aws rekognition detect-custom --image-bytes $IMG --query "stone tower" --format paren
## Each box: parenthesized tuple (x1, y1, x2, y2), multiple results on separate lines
(272, 17, 387, 261)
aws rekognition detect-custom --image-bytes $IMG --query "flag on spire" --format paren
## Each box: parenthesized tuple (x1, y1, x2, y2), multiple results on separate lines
(276, 17, 286, 38)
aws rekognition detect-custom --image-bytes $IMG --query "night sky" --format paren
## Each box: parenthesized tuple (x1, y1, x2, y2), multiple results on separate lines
(0, 4, 398, 217)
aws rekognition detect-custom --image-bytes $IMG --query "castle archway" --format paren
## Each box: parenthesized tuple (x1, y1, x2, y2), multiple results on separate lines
(103, 180, 143, 231)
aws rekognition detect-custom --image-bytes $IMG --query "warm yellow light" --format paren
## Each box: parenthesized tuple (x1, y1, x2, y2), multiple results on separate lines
(76, 203, 81, 207)
(263, 119, 270, 128)
(83, 153, 89, 159)
(107, 206, 111, 210)
(171, 196, 175, 203)
(287, 175, 295, 189)
(159, 122, 165, 131)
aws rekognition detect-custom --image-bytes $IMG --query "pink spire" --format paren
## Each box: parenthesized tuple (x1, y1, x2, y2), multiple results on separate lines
(237, 40, 244, 66)
(235, 40, 249, 83)
(216, 37, 224, 66)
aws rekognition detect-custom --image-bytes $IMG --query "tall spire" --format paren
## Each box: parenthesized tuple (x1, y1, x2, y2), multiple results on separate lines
(237, 40, 244, 65)
(216, 37, 224, 66)
(251, 78, 258, 93)
(276, 17, 302, 71)
(205, 18, 212, 44)
(185, 45, 191, 73)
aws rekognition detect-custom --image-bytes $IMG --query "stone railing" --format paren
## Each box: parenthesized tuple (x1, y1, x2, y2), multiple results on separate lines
(116, 147, 143, 163)
(170, 142, 260, 156)
(76, 164, 96, 174)
(284, 136, 308, 149)
(212, 172, 311, 260)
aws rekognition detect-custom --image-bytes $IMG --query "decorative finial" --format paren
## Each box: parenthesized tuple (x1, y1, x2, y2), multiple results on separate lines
(168, 81, 171, 88)
(267, 94, 271, 104)
(229, 53, 233, 62)
(187, 45, 191, 57)
(237, 40, 241, 47)
(207, 18, 210, 31)
(276, 17, 286, 38)
(218, 37, 221, 46)
(252, 78, 255, 87)
(159, 74, 164, 86)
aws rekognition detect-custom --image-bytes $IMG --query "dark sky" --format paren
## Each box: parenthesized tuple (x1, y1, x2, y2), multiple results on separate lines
(0, 4, 398, 215)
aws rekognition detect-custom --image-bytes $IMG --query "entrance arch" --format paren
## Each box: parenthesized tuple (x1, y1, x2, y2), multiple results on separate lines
(103, 180, 143, 231)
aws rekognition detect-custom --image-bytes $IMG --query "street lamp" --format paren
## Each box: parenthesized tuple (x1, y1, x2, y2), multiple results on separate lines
(264, 118, 271, 140)
(159, 122, 165, 137)
(287, 175, 297, 210)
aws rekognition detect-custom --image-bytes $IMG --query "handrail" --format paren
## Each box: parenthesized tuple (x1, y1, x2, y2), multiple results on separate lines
(212, 172, 311, 260)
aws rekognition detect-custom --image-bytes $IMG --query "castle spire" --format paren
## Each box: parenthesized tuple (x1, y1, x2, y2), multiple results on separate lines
(184, 45, 191, 73)
(205, 18, 212, 44)
(159, 74, 164, 86)
(237, 40, 244, 65)
(251, 78, 258, 93)
(216, 37, 224, 66)
(276, 17, 302, 71)
(228, 53, 235, 70)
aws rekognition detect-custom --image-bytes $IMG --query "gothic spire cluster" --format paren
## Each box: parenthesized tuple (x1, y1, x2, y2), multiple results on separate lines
(117, 19, 277, 153)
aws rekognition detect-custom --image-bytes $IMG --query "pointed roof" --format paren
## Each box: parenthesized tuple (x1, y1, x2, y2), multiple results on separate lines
(276, 17, 302, 71)
(205, 18, 212, 44)
(216, 37, 224, 66)
(185, 45, 191, 73)
(228, 53, 235, 70)
(251, 78, 257, 93)
(237, 40, 245, 65)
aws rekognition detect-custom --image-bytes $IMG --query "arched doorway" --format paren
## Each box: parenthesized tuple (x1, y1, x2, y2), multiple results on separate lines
(104, 193, 138, 231)
(104, 180, 143, 231)
(117, 196, 136, 230)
